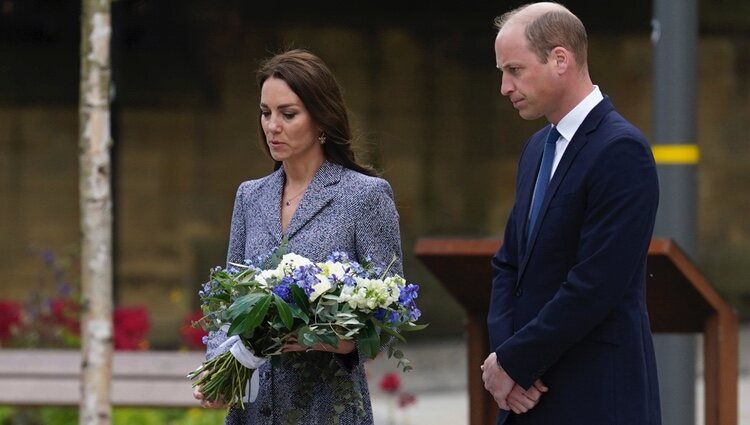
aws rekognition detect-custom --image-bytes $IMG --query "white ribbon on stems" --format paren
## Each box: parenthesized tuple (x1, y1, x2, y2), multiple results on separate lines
(217, 333, 268, 403)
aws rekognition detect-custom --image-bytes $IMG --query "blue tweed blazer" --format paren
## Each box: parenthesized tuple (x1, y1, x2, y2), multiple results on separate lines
(206, 160, 403, 425)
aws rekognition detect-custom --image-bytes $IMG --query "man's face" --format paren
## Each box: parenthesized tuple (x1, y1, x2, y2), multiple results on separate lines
(494, 23, 560, 121)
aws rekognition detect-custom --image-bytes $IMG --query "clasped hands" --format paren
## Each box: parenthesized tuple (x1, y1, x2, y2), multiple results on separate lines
(481, 352, 548, 414)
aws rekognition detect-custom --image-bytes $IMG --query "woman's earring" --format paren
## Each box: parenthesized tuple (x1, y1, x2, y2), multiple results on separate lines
(318, 134, 326, 145)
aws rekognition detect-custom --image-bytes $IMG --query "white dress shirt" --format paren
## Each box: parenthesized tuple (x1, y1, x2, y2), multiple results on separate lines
(549, 85, 604, 177)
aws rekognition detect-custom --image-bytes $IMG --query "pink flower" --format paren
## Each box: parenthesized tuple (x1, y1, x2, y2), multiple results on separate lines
(0, 301, 22, 342)
(398, 392, 417, 408)
(379, 372, 401, 394)
(180, 310, 208, 350)
(48, 298, 81, 335)
(113, 307, 150, 350)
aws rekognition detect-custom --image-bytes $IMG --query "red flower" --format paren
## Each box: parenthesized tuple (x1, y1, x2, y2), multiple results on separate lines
(180, 310, 208, 350)
(49, 298, 81, 335)
(0, 301, 22, 342)
(379, 371, 401, 394)
(113, 307, 150, 350)
(398, 392, 417, 408)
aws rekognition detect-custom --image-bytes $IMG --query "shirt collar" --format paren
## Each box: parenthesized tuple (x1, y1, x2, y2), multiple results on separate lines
(554, 85, 603, 142)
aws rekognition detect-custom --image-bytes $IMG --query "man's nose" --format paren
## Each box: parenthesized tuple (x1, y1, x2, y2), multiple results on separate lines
(500, 74, 513, 96)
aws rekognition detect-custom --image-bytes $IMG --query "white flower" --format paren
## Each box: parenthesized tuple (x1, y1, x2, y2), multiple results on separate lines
(336, 277, 400, 311)
(279, 253, 314, 274)
(256, 268, 281, 287)
(310, 275, 333, 301)
(385, 275, 406, 289)
(317, 260, 348, 282)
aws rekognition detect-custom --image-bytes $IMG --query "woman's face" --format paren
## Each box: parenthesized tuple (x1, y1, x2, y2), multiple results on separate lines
(260, 77, 323, 164)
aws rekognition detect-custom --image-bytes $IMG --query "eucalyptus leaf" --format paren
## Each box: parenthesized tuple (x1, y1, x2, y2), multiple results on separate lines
(379, 325, 407, 343)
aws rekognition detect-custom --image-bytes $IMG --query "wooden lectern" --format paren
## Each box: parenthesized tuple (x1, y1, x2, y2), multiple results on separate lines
(414, 237, 738, 425)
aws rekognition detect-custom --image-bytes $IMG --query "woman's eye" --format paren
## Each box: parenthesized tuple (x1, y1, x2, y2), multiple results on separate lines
(283, 112, 296, 119)
(260, 110, 270, 118)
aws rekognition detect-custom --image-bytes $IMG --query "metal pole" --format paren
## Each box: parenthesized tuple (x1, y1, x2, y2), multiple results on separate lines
(651, 0, 699, 424)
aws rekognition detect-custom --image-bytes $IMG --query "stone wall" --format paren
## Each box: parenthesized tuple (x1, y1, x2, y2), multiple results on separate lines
(1, 6, 749, 347)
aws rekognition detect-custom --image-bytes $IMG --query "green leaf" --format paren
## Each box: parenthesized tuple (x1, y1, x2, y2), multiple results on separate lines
(288, 303, 310, 324)
(264, 238, 289, 269)
(227, 295, 272, 336)
(317, 332, 339, 347)
(290, 284, 310, 311)
(274, 295, 294, 330)
(401, 322, 430, 332)
(356, 319, 380, 359)
(299, 328, 320, 347)
(226, 293, 265, 319)
(379, 325, 407, 343)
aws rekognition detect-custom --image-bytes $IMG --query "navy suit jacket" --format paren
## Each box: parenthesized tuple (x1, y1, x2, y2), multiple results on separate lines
(488, 97, 661, 425)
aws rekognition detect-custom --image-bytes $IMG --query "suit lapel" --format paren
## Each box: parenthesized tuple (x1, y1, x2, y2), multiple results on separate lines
(285, 161, 342, 240)
(519, 98, 615, 274)
(517, 134, 546, 257)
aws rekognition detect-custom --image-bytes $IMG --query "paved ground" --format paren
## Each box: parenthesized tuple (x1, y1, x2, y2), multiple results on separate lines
(367, 326, 750, 425)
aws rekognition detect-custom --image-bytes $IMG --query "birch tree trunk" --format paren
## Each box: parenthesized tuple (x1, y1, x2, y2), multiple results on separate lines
(79, 0, 113, 424)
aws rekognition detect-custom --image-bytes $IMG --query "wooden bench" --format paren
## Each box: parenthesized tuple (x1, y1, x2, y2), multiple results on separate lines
(0, 349, 205, 407)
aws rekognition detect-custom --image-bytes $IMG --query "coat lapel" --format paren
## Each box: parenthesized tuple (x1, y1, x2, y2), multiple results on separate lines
(284, 161, 343, 240)
(520, 98, 615, 268)
(257, 168, 285, 244)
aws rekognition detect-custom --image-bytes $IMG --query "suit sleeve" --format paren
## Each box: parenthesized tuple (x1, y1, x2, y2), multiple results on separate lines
(497, 137, 659, 389)
(205, 182, 247, 360)
(488, 201, 520, 351)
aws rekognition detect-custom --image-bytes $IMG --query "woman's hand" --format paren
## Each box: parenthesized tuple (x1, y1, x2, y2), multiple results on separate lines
(192, 372, 228, 409)
(282, 338, 356, 354)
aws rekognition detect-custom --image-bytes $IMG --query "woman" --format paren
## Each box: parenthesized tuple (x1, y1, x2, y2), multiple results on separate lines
(193, 49, 403, 425)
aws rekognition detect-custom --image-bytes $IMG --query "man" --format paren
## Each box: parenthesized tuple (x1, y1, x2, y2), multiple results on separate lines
(481, 2, 661, 424)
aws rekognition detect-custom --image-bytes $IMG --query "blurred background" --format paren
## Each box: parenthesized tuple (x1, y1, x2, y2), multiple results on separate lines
(0, 0, 749, 423)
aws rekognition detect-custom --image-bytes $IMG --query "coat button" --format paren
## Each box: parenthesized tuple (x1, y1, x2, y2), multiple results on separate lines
(515, 288, 523, 297)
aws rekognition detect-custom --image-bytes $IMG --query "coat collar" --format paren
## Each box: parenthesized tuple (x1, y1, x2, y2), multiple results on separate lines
(257, 160, 344, 242)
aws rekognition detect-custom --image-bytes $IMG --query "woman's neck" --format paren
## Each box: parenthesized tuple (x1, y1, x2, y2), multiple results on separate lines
(282, 156, 325, 188)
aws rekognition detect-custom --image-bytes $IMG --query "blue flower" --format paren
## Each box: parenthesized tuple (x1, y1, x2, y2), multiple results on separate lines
(326, 251, 350, 263)
(348, 261, 367, 278)
(408, 304, 421, 321)
(290, 264, 321, 296)
(398, 284, 420, 306)
(389, 311, 401, 323)
(272, 283, 293, 303)
(374, 308, 387, 321)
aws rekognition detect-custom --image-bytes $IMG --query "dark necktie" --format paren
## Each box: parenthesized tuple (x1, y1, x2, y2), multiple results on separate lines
(527, 125, 560, 241)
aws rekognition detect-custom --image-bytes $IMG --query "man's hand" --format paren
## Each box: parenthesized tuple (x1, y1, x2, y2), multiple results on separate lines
(481, 352, 516, 410)
(506, 379, 549, 414)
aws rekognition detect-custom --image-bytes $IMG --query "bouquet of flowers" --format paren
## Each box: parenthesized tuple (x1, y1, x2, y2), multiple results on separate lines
(188, 241, 426, 409)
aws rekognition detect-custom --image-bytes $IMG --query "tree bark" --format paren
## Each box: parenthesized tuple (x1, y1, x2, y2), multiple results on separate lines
(79, 1, 113, 424)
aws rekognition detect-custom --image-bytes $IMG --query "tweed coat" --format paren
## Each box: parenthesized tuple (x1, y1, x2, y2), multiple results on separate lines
(206, 160, 403, 425)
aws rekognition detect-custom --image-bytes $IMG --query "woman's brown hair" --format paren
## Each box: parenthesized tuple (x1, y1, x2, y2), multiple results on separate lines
(256, 49, 377, 176)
